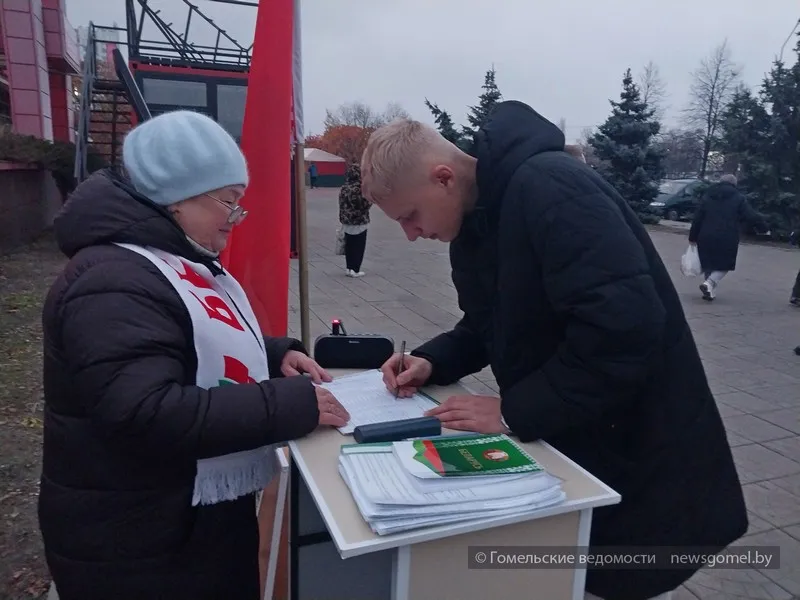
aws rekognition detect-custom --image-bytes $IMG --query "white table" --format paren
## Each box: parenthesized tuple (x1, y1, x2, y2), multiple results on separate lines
(287, 370, 621, 600)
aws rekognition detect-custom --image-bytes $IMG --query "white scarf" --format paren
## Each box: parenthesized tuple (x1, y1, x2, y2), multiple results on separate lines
(116, 243, 278, 506)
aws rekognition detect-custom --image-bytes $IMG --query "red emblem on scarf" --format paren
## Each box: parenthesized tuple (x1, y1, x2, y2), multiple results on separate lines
(161, 257, 245, 331)
(219, 355, 257, 385)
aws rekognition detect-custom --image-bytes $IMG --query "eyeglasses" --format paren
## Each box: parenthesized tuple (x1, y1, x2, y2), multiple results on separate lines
(204, 193, 248, 225)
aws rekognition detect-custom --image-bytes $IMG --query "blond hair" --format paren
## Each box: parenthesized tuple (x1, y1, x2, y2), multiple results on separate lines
(360, 118, 455, 203)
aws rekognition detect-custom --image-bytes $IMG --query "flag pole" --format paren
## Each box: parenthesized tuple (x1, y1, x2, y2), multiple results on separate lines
(291, 0, 311, 351)
(294, 145, 311, 350)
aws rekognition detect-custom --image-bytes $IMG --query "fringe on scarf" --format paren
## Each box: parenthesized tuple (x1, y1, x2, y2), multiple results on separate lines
(192, 445, 278, 506)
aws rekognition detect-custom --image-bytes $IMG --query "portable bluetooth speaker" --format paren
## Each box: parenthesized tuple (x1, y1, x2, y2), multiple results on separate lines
(312, 319, 395, 369)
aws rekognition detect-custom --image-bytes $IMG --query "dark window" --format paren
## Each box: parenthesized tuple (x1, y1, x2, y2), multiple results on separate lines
(142, 78, 207, 107)
(217, 84, 247, 141)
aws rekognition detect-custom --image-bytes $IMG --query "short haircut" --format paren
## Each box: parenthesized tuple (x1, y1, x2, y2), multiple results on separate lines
(360, 118, 454, 203)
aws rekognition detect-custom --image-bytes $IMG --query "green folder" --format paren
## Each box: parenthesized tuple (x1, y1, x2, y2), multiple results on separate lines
(393, 433, 543, 478)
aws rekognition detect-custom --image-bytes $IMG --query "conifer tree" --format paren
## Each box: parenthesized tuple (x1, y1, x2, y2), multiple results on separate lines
(590, 68, 665, 222)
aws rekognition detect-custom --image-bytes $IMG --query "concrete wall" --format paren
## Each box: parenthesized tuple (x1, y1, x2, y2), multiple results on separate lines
(0, 161, 61, 252)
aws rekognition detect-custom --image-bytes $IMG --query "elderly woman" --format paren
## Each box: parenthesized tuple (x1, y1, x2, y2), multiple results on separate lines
(688, 173, 768, 301)
(39, 110, 349, 600)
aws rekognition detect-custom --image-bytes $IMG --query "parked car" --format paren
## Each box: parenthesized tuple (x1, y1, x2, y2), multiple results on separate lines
(648, 178, 704, 221)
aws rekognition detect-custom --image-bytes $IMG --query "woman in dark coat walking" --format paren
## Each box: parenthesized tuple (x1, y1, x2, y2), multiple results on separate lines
(688, 174, 768, 300)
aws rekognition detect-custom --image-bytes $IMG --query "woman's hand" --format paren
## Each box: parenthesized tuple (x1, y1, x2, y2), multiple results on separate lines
(280, 350, 332, 384)
(315, 387, 349, 428)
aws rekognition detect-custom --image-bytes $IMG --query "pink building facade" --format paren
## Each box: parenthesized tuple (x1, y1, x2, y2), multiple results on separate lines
(0, 0, 81, 142)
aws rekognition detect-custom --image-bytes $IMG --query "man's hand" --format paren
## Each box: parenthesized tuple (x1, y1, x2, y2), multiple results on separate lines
(315, 387, 349, 428)
(425, 394, 509, 434)
(281, 350, 332, 384)
(380, 353, 433, 398)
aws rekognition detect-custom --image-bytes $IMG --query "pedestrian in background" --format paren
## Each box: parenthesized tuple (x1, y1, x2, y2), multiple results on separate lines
(688, 173, 769, 301)
(338, 163, 371, 277)
(308, 162, 318, 188)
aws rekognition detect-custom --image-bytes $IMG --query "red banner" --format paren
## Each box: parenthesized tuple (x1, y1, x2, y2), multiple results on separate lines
(220, 0, 294, 337)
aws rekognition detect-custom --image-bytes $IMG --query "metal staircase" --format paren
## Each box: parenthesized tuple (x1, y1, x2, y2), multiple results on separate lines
(74, 24, 134, 182)
(73, 0, 254, 184)
(125, 0, 253, 70)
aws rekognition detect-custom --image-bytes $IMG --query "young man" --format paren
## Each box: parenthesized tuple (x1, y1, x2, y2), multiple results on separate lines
(360, 101, 747, 600)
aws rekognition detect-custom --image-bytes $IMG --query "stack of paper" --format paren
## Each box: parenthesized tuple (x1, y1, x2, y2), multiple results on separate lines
(338, 433, 566, 535)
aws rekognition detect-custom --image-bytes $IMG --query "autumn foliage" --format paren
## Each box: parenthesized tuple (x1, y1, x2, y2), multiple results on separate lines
(305, 125, 373, 164)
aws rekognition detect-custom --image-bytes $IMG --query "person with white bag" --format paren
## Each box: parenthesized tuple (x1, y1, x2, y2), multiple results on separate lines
(680, 244, 703, 278)
(687, 174, 768, 300)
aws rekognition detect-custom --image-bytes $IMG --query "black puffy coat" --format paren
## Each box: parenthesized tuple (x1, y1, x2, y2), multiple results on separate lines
(688, 181, 767, 272)
(39, 170, 320, 600)
(411, 101, 747, 600)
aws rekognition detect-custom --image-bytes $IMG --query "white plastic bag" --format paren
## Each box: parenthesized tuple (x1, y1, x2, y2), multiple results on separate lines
(334, 225, 345, 256)
(680, 245, 702, 277)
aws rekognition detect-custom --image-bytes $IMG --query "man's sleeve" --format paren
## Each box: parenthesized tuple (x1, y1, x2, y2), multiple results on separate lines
(411, 313, 489, 386)
(502, 177, 666, 443)
(688, 201, 706, 243)
(61, 266, 319, 462)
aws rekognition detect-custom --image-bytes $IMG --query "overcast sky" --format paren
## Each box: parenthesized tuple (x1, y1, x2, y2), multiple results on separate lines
(65, 0, 799, 142)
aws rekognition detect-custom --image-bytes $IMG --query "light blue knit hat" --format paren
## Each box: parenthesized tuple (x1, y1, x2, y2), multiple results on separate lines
(122, 110, 249, 206)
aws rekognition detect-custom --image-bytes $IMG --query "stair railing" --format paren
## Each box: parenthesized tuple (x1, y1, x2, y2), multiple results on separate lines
(74, 23, 98, 183)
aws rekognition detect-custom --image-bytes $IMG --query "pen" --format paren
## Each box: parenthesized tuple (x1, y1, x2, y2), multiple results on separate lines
(395, 340, 406, 398)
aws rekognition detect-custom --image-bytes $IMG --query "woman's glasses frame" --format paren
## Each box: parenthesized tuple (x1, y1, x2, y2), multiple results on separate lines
(204, 192, 248, 225)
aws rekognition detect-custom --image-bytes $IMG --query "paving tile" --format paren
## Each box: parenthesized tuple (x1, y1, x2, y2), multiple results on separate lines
(725, 432, 752, 447)
(672, 585, 700, 599)
(746, 385, 800, 410)
(771, 473, 800, 497)
(743, 481, 800, 528)
(683, 566, 793, 599)
(759, 408, 800, 436)
(745, 528, 800, 596)
(717, 392, 789, 415)
(745, 511, 775, 537)
(724, 415, 795, 443)
(784, 525, 800, 542)
(763, 437, 800, 464)
(716, 402, 745, 418)
(731, 444, 800, 484)
(460, 376, 498, 397)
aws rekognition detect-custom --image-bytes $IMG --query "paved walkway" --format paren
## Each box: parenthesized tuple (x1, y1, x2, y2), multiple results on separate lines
(296, 187, 800, 600)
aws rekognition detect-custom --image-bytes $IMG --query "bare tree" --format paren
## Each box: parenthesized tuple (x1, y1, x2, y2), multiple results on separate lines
(683, 39, 741, 178)
(381, 101, 410, 123)
(638, 60, 668, 121)
(324, 101, 384, 129)
(657, 128, 705, 177)
(323, 101, 410, 130)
